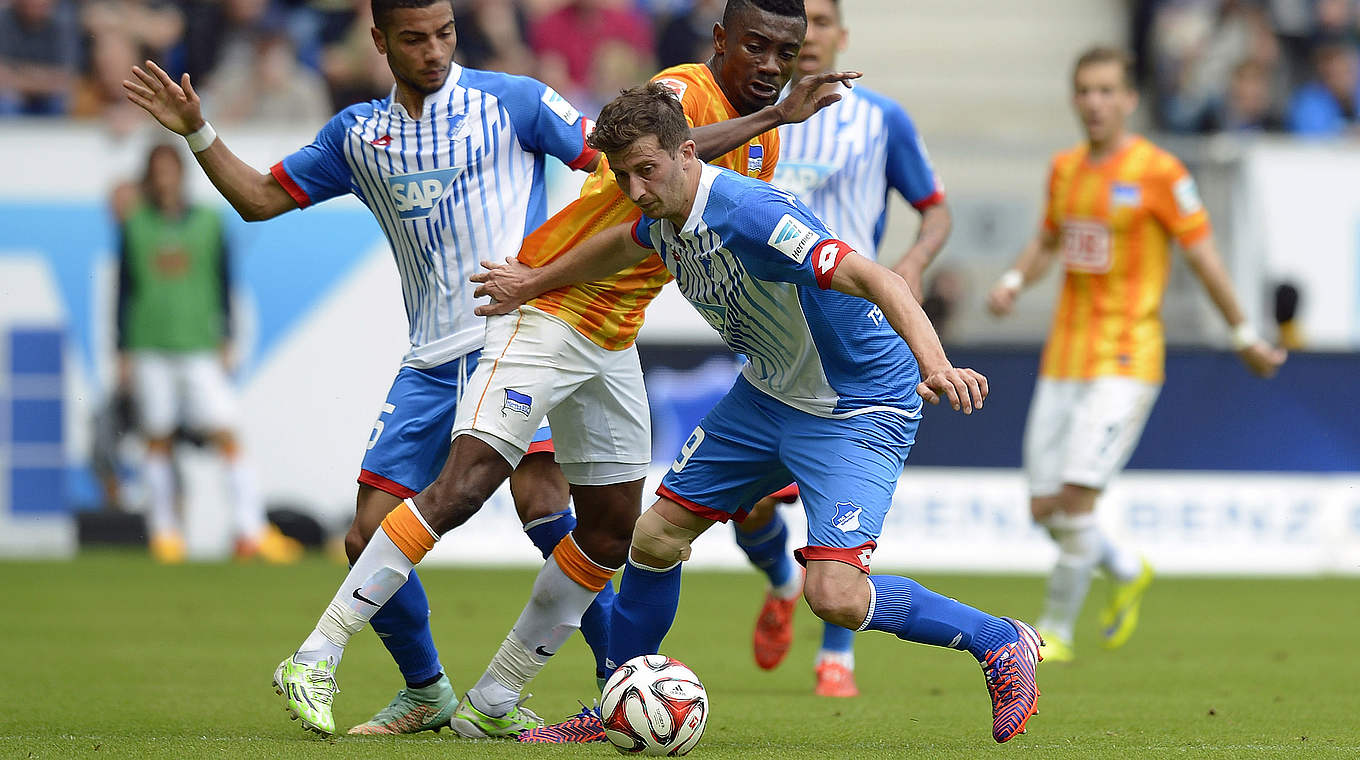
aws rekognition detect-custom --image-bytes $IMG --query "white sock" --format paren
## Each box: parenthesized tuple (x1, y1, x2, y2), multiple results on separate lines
(467, 555, 602, 716)
(1036, 512, 1101, 642)
(772, 564, 804, 600)
(294, 526, 415, 667)
(816, 649, 854, 670)
(225, 456, 267, 539)
(1099, 534, 1142, 583)
(144, 452, 177, 536)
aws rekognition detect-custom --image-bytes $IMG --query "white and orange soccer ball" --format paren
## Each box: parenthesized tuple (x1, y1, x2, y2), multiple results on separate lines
(600, 654, 708, 756)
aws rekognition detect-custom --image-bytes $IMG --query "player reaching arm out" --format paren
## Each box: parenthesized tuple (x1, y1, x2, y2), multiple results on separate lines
(690, 69, 861, 161)
(475, 224, 985, 414)
(826, 253, 985, 412)
(123, 62, 296, 222)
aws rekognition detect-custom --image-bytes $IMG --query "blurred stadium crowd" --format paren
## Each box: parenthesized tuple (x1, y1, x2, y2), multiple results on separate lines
(4, 0, 1358, 136)
(1136, 0, 1360, 135)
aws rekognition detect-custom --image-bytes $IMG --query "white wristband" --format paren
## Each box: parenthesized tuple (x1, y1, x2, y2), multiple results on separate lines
(999, 269, 1024, 291)
(184, 121, 217, 153)
(1230, 323, 1259, 351)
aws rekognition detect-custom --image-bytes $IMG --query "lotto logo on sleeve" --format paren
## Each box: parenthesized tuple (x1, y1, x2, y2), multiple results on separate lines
(767, 214, 817, 263)
(503, 389, 533, 417)
(386, 168, 464, 219)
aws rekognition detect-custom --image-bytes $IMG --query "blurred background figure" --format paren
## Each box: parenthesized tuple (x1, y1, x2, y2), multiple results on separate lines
(114, 144, 301, 564)
(0, 0, 81, 116)
(528, 0, 656, 110)
(1195, 58, 1285, 131)
(1288, 36, 1360, 135)
(653, 0, 724, 68)
(202, 29, 331, 124)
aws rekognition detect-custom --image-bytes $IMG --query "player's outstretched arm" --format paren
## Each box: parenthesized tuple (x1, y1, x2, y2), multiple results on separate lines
(1181, 235, 1286, 378)
(892, 202, 952, 302)
(688, 71, 861, 162)
(123, 61, 296, 222)
(829, 253, 987, 414)
(986, 227, 1060, 316)
(472, 222, 651, 316)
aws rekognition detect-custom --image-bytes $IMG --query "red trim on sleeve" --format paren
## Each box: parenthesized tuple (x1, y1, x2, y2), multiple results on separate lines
(357, 469, 418, 499)
(657, 484, 751, 523)
(526, 438, 555, 455)
(566, 119, 598, 170)
(794, 541, 877, 573)
(909, 189, 945, 211)
(811, 239, 852, 289)
(270, 162, 312, 209)
(629, 217, 653, 249)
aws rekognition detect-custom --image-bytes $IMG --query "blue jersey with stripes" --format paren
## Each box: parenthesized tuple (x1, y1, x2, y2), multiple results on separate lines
(773, 83, 943, 260)
(272, 64, 594, 368)
(632, 164, 921, 418)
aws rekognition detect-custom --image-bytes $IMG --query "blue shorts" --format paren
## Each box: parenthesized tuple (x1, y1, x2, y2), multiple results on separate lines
(359, 351, 553, 497)
(658, 375, 917, 572)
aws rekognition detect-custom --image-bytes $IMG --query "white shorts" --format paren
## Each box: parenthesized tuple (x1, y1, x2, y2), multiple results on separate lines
(451, 306, 651, 486)
(1023, 376, 1160, 496)
(130, 350, 238, 438)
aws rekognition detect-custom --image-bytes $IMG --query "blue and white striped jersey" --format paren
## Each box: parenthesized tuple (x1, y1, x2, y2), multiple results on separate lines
(271, 63, 595, 368)
(773, 84, 943, 260)
(632, 164, 921, 419)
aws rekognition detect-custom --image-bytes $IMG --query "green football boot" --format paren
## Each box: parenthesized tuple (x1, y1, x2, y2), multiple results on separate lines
(347, 674, 457, 735)
(448, 695, 544, 738)
(1101, 559, 1155, 649)
(273, 655, 339, 737)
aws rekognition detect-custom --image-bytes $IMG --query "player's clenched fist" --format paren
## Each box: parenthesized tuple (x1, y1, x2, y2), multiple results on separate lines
(917, 367, 988, 414)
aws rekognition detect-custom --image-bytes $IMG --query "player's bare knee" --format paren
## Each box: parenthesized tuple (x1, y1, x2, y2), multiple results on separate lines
(803, 562, 870, 629)
(510, 452, 570, 525)
(629, 508, 700, 569)
(1030, 494, 1061, 521)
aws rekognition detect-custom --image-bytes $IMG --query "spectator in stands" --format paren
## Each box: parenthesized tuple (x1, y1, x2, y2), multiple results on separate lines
(1197, 58, 1285, 131)
(528, 0, 655, 104)
(116, 144, 302, 564)
(1288, 37, 1360, 135)
(1151, 0, 1282, 133)
(654, 0, 723, 69)
(320, 0, 393, 108)
(453, 0, 535, 74)
(72, 33, 143, 134)
(0, 0, 82, 116)
(203, 29, 332, 123)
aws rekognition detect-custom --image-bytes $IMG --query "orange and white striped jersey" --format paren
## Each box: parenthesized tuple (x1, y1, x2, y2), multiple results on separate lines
(520, 63, 781, 350)
(1038, 136, 1211, 383)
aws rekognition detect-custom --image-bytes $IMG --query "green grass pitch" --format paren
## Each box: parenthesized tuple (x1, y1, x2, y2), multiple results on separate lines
(1, 553, 1356, 758)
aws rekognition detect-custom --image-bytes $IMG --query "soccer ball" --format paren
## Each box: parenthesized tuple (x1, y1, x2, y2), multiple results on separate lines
(600, 654, 708, 756)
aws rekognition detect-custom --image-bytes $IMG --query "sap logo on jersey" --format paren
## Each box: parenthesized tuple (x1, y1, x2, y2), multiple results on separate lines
(386, 167, 464, 219)
(767, 213, 817, 263)
(832, 501, 862, 533)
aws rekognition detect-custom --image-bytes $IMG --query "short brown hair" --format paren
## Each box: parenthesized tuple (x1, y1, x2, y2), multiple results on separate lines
(587, 82, 693, 157)
(1073, 45, 1136, 90)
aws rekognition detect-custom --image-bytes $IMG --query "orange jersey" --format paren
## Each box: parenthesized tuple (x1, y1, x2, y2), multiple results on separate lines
(1038, 136, 1211, 383)
(520, 63, 781, 350)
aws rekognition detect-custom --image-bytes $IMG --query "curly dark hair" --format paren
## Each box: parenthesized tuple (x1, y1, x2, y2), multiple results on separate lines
(587, 82, 693, 157)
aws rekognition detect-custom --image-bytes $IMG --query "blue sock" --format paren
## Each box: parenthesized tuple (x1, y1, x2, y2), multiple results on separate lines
(733, 512, 793, 588)
(820, 620, 855, 653)
(862, 575, 1016, 662)
(524, 509, 613, 678)
(606, 560, 682, 679)
(369, 569, 443, 687)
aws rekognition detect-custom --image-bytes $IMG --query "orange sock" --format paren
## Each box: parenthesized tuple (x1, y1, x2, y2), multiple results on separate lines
(381, 500, 437, 564)
(552, 533, 617, 592)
